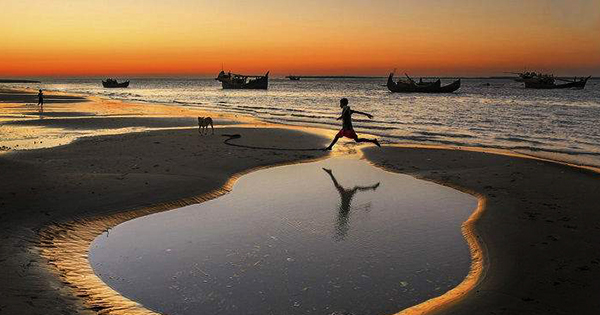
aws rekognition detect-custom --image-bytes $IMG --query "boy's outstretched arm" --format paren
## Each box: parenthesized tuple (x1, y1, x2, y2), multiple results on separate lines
(336, 115, 343, 120)
(352, 110, 373, 119)
(322, 168, 345, 194)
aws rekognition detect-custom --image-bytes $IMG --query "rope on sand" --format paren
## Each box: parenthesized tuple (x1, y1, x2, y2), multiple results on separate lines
(222, 134, 324, 151)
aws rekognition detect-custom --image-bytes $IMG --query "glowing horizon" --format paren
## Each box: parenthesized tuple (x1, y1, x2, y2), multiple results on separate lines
(2, 0, 600, 77)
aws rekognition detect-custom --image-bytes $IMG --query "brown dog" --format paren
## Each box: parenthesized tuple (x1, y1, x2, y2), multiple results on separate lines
(198, 117, 214, 135)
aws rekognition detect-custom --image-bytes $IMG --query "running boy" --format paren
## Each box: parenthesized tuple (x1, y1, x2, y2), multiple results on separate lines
(324, 98, 380, 150)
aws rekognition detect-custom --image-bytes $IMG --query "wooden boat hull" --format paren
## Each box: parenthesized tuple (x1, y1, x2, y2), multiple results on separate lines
(102, 81, 129, 88)
(221, 77, 268, 89)
(387, 73, 460, 93)
(217, 71, 269, 90)
(524, 76, 590, 89)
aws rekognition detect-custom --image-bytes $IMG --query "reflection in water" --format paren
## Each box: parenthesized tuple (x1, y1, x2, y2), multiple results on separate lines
(89, 158, 477, 315)
(322, 168, 380, 241)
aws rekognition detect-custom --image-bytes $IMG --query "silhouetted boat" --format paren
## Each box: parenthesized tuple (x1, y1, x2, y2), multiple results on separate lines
(287, 75, 301, 81)
(524, 75, 590, 89)
(387, 73, 460, 93)
(506, 71, 538, 82)
(216, 71, 269, 89)
(102, 79, 129, 88)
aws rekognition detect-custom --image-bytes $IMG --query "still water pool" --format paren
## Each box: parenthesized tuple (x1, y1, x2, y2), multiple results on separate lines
(89, 158, 477, 315)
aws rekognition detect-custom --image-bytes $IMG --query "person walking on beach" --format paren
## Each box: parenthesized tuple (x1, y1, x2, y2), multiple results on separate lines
(37, 89, 44, 113)
(324, 98, 380, 150)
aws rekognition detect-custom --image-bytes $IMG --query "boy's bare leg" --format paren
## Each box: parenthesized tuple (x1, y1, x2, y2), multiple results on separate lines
(355, 137, 381, 147)
(324, 135, 341, 150)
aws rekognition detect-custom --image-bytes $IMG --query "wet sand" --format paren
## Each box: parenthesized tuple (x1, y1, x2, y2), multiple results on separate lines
(0, 88, 246, 152)
(0, 87, 87, 103)
(87, 158, 477, 315)
(364, 147, 600, 315)
(0, 89, 331, 314)
(1, 88, 600, 314)
(0, 126, 329, 315)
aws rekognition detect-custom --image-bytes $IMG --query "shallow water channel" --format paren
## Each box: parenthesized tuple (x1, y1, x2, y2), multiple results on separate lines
(89, 158, 478, 315)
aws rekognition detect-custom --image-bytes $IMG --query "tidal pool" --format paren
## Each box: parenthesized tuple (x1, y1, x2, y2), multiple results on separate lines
(89, 158, 478, 315)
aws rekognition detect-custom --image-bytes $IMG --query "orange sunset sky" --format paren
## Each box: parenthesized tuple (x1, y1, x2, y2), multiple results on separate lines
(2, 0, 600, 77)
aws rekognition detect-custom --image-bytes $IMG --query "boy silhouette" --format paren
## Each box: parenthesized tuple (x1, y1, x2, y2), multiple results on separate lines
(324, 98, 380, 150)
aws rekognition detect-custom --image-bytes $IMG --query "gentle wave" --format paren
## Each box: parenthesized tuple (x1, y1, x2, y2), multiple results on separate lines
(10, 78, 600, 167)
(416, 131, 475, 139)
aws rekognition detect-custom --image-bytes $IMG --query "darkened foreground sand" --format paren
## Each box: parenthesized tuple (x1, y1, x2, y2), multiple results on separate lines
(0, 88, 332, 314)
(0, 127, 329, 314)
(364, 146, 600, 315)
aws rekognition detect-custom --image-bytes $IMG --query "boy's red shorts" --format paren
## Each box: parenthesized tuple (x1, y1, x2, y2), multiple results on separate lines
(337, 129, 358, 139)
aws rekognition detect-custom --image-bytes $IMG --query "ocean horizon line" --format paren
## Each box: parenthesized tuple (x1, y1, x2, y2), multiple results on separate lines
(2, 75, 600, 81)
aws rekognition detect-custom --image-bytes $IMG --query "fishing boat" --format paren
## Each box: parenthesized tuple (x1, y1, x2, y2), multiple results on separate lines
(523, 75, 590, 89)
(507, 71, 538, 82)
(216, 71, 269, 89)
(387, 73, 460, 93)
(102, 79, 129, 88)
(287, 75, 301, 81)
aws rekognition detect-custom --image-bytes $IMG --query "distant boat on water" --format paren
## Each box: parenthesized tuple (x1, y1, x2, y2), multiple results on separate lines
(522, 74, 590, 90)
(216, 71, 269, 89)
(286, 75, 301, 81)
(507, 71, 590, 89)
(102, 79, 129, 88)
(507, 71, 538, 82)
(387, 73, 461, 93)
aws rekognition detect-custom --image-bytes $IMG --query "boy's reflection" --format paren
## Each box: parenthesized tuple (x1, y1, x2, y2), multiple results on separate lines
(322, 168, 380, 241)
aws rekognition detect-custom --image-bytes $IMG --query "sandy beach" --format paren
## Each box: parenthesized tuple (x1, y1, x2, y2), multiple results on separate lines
(1, 89, 600, 314)
(0, 89, 331, 314)
(364, 147, 600, 315)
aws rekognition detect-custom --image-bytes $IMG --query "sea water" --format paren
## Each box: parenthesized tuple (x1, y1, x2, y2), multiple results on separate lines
(6, 77, 600, 167)
(89, 158, 477, 315)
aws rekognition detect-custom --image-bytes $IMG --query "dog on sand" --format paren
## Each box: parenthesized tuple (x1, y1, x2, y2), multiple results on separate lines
(198, 117, 214, 135)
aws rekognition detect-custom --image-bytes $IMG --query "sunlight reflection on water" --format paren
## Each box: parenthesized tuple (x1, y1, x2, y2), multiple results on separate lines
(12, 77, 600, 167)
